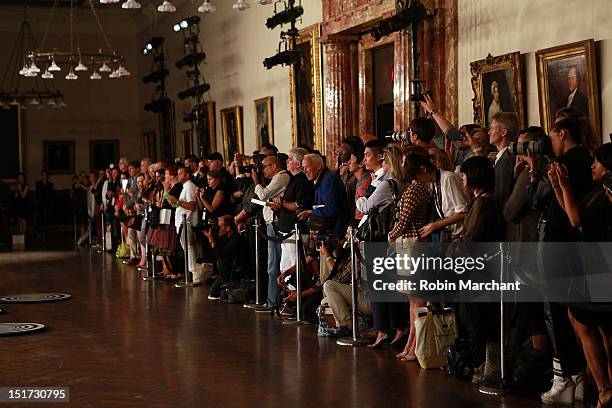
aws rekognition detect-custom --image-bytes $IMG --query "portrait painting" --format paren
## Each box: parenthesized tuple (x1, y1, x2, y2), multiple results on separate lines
(194, 102, 216, 159)
(90, 140, 119, 171)
(43, 141, 75, 175)
(470, 52, 525, 129)
(536, 39, 599, 136)
(220, 106, 244, 163)
(289, 23, 323, 151)
(254, 96, 274, 149)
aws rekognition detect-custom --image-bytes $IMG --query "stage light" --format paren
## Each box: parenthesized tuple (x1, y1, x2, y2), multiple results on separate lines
(263, 49, 301, 69)
(144, 98, 171, 112)
(370, 0, 434, 41)
(143, 37, 165, 56)
(175, 52, 206, 69)
(265, 4, 303, 29)
(142, 69, 169, 84)
(177, 83, 210, 100)
(173, 16, 200, 32)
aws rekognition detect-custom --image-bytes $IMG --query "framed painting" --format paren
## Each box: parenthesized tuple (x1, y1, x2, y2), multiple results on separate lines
(536, 39, 600, 137)
(289, 23, 323, 152)
(90, 140, 119, 171)
(470, 52, 525, 129)
(254, 96, 274, 149)
(43, 141, 75, 175)
(0, 106, 24, 181)
(193, 101, 216, 158)
(220, 106, 244, 163)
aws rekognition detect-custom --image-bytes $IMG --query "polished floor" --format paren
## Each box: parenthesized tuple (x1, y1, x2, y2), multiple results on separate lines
(0, 249, 547, 408)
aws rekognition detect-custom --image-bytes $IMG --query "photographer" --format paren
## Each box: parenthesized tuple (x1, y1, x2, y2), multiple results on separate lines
(205, 215, 249, 300)
(196, 169, 232, 218)
(253, 155, 290, 311)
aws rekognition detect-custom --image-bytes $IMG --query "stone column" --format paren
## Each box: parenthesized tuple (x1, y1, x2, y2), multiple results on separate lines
(322, 38, 358, 166)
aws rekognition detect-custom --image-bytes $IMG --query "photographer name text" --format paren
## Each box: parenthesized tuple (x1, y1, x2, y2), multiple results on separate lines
(372, 279, 521, 292)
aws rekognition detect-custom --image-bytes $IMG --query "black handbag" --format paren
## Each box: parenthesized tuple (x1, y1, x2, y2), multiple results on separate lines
(357, 179, 399, 242)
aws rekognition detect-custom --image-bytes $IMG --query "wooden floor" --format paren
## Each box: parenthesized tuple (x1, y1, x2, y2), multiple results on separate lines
(0, 249, 544, 408)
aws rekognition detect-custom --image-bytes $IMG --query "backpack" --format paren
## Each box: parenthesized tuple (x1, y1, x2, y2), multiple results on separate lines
(357, 179, 399, 242)
(220, 279, 250, 304)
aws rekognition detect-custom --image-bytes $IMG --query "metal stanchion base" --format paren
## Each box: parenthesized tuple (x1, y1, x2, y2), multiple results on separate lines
(478, 384, 506, 396)
(142, 276, 156, 281)
(243, 301, 264, 309)
(174, 282, 195, 288)
(282, 317, 309, 326)
(137, 267, 148, 272)
(0, 293, 72, 304)
(0, 323, 47, 336)
(336, 337, 370, 347)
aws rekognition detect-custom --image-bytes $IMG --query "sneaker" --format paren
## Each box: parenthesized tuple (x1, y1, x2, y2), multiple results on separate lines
(541, 376, 575, 405)
(207, 294, 221, 301)
(255, 303, 273, 313)
(328, 326, 352, 338)
(572, 374, 585, 402)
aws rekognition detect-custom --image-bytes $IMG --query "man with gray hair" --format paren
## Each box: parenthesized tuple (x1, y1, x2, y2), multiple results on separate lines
(271, 148, 314, 276)
(489, 111, 518, 212)
(300, 153, 347, 238)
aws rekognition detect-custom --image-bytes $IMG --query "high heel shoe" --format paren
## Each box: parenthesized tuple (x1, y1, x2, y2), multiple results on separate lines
(367, 334, 390, 348)
(597, 387, 612, 408)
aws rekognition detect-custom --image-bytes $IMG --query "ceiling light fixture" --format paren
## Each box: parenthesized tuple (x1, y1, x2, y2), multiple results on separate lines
(65, 68, 78, 80)
(233, 0, 250, 11)
(158, 0, 176, 12)
(41, 69, 54, 79)
(122, 0, 141, 9)
(197, 0, 216, 13)
(90, 71, 102, 80)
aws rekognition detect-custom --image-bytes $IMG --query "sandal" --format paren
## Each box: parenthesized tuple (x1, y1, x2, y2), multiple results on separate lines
(598, 387, 612, 408)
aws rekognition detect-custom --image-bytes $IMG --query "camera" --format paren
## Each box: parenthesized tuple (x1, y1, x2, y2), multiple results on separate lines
(603, 171, 612, 194)
(410, 90, 432, 103)
(202, 218, 219, 237)
(385, 130, 412, 144)
(445, 128, 464, 142)
(239, 164, 263, 174)
(508, 139, 552, 156)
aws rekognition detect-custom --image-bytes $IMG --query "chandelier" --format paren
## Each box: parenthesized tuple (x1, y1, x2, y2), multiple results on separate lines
(1, 16, 65, 109)
(22, 0, 130, 81)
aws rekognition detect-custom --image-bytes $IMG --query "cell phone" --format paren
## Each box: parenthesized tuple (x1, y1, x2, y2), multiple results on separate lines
(109, 163, 115, 169)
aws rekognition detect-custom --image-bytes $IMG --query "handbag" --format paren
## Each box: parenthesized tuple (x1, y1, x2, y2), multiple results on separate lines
(414, 306, 457, 369)
(357, 179, 399, 242)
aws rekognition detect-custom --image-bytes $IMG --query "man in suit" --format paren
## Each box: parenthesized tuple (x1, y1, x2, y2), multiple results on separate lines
(559, 66, 589, 116)
(489, 112, 519, 215)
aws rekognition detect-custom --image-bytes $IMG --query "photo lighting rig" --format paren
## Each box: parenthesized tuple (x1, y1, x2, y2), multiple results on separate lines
(371, 0, 435, 118)
(262, 0, 303, 70)
(142, 37, 170, 113)
(173, 16, 211, 125)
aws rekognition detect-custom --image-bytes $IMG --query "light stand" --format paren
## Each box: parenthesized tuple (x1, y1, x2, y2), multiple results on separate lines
(336, 227, 369, 346)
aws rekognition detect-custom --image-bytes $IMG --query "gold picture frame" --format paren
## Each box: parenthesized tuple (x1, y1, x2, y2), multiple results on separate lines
(289, 23, 323, 152)
(254, 96, 274, 149)
(220, 105, 244, 163)
(194, 101, 217, 158)
(536, 39, 600, 136)
(470, 52, 525, 129)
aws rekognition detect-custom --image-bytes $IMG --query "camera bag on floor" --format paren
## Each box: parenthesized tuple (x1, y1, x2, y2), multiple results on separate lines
(414, 307, 458, 369)
(445, 337, 473, 380)
(220, 279, 250, 304)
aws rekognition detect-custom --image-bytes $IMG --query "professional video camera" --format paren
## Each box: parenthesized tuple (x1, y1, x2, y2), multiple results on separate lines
(385, 130, 411, 144)
(238, 153, 266, 174)
(508, 139, 552, 156)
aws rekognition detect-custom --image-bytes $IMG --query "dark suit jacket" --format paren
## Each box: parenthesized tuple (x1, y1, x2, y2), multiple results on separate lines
(494, 149, 515, 212)
(566, 88, 589, 117)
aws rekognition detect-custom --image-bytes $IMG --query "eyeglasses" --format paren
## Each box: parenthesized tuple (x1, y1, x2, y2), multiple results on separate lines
(262, 163, 274, 168)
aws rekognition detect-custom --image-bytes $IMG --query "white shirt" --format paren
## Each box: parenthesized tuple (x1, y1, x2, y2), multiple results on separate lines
(495, 146, 508, 165)
(566, 88, 578, 108)
(435, 170, 469, 237)
(355, 167, 395, 227)
(254, 170, 291, 224)
(175, 180, 198, 229)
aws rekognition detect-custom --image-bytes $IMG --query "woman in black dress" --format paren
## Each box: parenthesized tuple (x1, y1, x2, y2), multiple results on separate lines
(197, 169, 232, 219)
(551, 143, 612, 408)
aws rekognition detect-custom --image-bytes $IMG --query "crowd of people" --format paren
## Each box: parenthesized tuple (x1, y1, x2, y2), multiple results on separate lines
(3, 95, 611, 406)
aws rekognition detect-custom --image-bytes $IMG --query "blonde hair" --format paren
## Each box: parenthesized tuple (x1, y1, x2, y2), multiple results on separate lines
(383, 145, 408, 182)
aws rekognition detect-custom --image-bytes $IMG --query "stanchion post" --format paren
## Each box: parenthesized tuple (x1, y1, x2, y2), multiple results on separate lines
(283, 223, 308, 326)
(143, 207, 155, 281)
(73, 213, 78, 251)
(97, 211, 106, 254)
(244, 217, 262, 308)
(337, 227, 369, 346)
(479, 242, 507, 395)
(175, 213, 194, 288)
